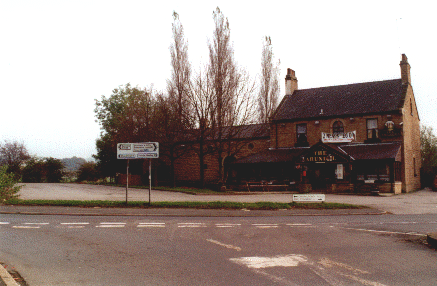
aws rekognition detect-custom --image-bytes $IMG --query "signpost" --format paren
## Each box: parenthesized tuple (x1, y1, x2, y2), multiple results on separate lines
(117, 142, 159, 204)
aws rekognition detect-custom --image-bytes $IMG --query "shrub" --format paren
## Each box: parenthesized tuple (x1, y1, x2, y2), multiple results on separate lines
(0, 165, 22, 203)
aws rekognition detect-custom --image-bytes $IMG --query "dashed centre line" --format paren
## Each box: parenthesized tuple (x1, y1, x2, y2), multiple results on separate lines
(252, 224, 279, 228)
(96, 222, 126, 228)
(178, 223, 207, 228)
(137, 222, 166, 228)
(215, 223, 241, 228)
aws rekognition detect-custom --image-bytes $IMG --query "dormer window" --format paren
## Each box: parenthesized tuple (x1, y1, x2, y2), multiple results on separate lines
(333, 121, 344, 134)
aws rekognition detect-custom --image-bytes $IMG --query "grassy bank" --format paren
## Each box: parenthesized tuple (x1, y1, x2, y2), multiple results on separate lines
(3, 199, 365, 210)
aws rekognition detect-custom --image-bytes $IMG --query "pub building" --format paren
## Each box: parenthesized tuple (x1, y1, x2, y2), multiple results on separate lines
(228, 54, 420, 194)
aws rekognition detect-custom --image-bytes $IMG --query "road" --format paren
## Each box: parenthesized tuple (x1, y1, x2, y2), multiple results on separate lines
(1, 213, 437, 285)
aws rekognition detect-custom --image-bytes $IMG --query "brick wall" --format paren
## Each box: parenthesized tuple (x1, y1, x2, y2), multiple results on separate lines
(401, 84, 421, 192)
(174, 138, 270, 185)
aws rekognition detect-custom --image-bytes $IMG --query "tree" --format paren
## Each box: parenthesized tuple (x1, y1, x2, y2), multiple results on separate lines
(0, 140, 30, 176)
(22, 157, 45, 183)
(168, 11, 192, 128)
(0, 165, 22, 202)
(421, 125, 437, 186)
(207, 7, 256, 184)
(45, 157, 64, 183)
(94, 84, 156, 178)
(258, 36, 280, 123)
(77, 161, 99, 182)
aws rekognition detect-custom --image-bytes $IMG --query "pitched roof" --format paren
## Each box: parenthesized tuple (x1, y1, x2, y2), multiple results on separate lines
(233, 148, 307, 164)
(273, 79, 405, 121)
(178, 123, 270, 143)
(339, 141, 402, 161)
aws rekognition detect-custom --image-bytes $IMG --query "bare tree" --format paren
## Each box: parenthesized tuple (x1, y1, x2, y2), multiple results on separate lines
(167, 11, 192, 129)
(0, 140, 30, 174)
(207, 7, 257, 184)
(258, 36, 280, 123)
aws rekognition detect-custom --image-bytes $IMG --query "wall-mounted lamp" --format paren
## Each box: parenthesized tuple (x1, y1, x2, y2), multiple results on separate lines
(349, 117, 354, 121)
(315, 121, 320, 125)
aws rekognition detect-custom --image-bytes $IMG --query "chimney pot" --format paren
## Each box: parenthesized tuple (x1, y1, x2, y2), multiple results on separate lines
(285, 68, 298, 95)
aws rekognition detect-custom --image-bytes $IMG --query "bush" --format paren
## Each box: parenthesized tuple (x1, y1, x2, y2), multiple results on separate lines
(0, 165, 21, 203)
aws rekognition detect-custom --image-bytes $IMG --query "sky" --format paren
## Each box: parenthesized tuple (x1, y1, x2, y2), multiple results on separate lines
(1, 0, 436, 160)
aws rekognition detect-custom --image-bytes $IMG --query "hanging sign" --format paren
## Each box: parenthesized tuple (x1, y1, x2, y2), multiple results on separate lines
(322, 131, 356, 143)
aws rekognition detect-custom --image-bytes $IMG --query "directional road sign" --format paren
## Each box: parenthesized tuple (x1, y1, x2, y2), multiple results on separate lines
(117, 142, 159, 159)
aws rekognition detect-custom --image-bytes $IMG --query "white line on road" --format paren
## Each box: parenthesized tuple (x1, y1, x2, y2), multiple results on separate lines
(207, 239, 242, 251)
(137, 223, 166, 228)
(178, 223, 207, 228)
(344, 227, 427, 236)
(0, 222, 10, 225)
(286, 223, 313, 227)
(24, 222, 49, 225)
(60, 222, 90, 225)
(215, 223, 241, 228)
(13, 226, 40, 229)
(96, 222, 126, 228)
(252, 224, 279, 228)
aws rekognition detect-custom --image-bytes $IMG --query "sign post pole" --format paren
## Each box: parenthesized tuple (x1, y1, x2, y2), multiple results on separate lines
(149, 159, 152, 204)
(126, 159, 129, 204)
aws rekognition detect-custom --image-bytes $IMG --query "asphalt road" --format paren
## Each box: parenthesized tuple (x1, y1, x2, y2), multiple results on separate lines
(2, 183, 437, 285)
(1, 213, 437, 285)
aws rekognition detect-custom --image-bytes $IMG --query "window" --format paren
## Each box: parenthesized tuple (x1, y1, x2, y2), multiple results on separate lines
(413, 158, 417, 177)
(296, 124, 307, 143)
(366, 119, 378, 139)
(410, 99, 413, 116)
(333, 121, 344, 134)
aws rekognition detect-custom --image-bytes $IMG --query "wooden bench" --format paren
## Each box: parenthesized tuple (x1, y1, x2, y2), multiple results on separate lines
(246, 181, 289, 192)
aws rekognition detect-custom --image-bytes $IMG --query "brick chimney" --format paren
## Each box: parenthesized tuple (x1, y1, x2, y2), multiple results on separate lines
(285, 68, 298, 95)
(400, 54, 411, 85)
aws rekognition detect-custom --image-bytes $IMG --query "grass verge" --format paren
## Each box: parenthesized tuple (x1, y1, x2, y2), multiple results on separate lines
(3, 199, 365, 210)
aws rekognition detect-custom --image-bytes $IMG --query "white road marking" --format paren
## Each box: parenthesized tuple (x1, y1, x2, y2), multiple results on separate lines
(207, 239, 242, 251)
(137, 223, 166, 228)
(344, 227, 427, 236)
(286, 223, 313, 227)
(13, 226, 40, 229)
(230, 254, 307, 269)
(178, 223, 206, 228)
(0, 222, 10, 225)
(60, 222, 90, 225)
(96, 222, 126, 228)
(24, 222, 49, 225)
(215, 223, 241, 228)
(252, 224, 278, 228)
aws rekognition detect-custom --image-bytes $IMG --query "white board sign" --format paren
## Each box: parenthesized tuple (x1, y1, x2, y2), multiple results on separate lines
(117, 142, 159, 159)
(292, 194, 325, 202)
(321, 131, 356, 143)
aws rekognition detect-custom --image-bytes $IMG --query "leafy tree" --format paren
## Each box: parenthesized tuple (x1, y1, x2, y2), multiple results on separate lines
(21, 157, 64, 183)
(94, 84, 156, 178)
(22, 157, 45, 183)
(421, 125, 437, 186)
(258, 36, 280, 123)
(77, 161, 99, 182)
(45, 157, 64, 183)
(0, 165, 22, 202)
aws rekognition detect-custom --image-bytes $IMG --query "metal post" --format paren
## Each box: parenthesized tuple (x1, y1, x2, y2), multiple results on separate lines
(126, 159, 129, 204)
(149, 158, 152, 204)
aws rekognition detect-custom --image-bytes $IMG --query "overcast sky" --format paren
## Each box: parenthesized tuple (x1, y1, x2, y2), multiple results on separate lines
(1, 0, 436, 160)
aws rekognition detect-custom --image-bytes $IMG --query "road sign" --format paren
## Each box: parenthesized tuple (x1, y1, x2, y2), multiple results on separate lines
(292, 194, 325, 202)
(117, 142, 159, 159)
